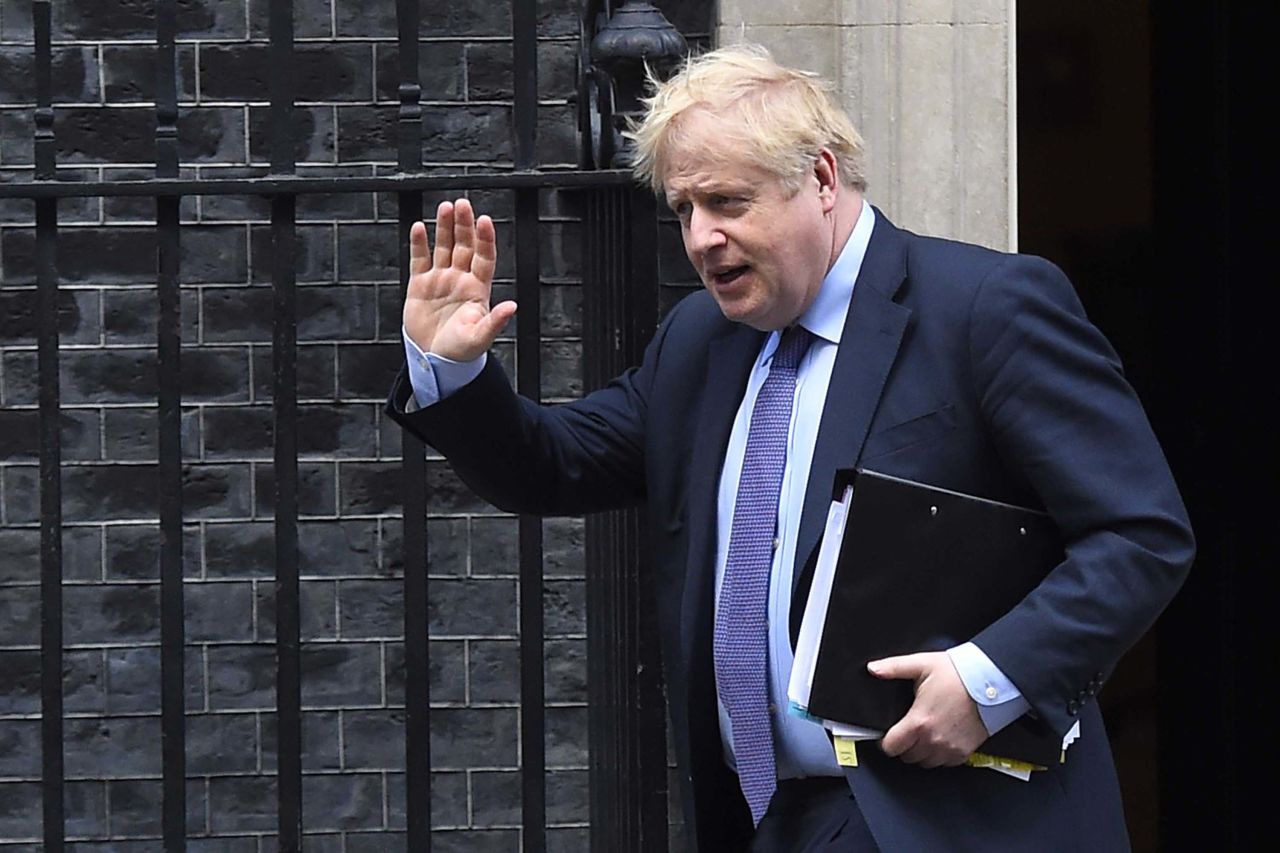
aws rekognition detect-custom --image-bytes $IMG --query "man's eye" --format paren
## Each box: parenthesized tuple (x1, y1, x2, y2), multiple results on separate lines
(673, 202, 692, 219)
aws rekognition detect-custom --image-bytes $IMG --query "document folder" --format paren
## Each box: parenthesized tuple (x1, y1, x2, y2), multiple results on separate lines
(801, 468, 1067, 767)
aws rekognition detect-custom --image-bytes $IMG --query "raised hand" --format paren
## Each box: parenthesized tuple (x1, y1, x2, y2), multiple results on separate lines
(403, 198, 516, 362)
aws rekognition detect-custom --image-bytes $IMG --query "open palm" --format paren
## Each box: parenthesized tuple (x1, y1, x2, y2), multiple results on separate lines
(403, 198, 516, 362)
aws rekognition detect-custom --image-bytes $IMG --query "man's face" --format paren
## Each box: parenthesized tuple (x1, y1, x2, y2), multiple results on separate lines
(662, 111, 835, 331)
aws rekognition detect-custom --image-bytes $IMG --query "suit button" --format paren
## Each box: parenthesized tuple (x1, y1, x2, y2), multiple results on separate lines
(1067, 700, 1080, 715)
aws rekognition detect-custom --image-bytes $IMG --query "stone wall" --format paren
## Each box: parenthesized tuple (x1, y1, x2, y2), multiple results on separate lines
(0, 1, 708, 850)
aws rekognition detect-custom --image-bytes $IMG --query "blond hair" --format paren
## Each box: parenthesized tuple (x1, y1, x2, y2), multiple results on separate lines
(628, 43, 867, 194)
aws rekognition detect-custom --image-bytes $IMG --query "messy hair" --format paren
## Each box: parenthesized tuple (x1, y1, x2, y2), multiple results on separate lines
(628, 43, 867, 195)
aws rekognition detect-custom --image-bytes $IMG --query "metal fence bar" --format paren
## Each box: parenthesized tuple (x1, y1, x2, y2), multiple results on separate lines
(512, 1, 546, 849)
(268, 1, 303, 849)
(33, 1, 65, 849)
(395, 0, 432, 848)
(154, 1, 187, 849)
(0, 170, 635, 200)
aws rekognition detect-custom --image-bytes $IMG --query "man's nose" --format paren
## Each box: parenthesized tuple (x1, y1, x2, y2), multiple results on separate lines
(686, 208, 726, 254)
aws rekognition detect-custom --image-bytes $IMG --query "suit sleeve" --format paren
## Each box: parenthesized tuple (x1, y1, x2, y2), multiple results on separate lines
(384, 303, 679, 517)
(964, 255, 1194, 737)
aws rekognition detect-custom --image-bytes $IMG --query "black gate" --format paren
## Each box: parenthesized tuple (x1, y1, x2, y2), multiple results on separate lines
(0, 1, 697, 850)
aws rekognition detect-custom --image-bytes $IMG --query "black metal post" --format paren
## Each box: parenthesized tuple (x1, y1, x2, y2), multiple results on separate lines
(513, 2, 547, 851)
(33, 2, 65, 849)
(396, 0, 432, 849)
(155, 2, 187, 850)
(268, 1, 302, 850)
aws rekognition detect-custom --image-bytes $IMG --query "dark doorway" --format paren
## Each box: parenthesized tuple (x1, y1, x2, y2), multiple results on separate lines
(1018, 2, 1270, 849)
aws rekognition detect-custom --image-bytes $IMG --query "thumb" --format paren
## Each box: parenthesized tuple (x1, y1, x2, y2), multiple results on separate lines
(476, 300, 517, 344)
(867, 653, 927, 681)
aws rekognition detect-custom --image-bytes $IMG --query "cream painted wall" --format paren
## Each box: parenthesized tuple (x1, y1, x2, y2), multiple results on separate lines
(716, 0, 1017, 251)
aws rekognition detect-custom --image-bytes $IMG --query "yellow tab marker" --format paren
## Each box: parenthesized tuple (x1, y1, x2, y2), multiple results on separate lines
(833, 736, 859, 767)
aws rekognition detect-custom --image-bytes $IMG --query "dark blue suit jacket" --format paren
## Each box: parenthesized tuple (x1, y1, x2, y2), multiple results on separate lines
(388, 211, 1194, 851)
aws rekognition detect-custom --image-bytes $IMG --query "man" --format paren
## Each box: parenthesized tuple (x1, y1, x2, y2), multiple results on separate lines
(387, 45, 1193, 852)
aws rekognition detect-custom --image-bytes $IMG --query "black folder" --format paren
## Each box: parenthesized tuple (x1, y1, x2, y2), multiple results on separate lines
(802, 468, 1067, 767)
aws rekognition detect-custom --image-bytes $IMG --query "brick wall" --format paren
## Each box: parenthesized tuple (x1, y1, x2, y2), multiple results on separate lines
(0, 1, 709, 850)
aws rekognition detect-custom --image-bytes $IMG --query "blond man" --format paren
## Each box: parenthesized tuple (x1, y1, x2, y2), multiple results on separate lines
(388, 45, 1192, 852)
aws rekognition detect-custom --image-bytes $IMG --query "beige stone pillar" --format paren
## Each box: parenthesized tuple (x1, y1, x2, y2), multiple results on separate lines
(717, 0, 1017, 251)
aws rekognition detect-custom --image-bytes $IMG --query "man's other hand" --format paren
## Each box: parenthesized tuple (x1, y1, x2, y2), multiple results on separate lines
(403, 198, 517, 362)
(867, 652, 988, 768)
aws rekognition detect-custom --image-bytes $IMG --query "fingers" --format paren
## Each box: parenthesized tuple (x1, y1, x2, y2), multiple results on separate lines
(866, 654, 925, 681)
(452, 198, 476, 272)
(432, 201, 454, 270)
(472, 214, 497, 285)
(409, 220, 430, 276)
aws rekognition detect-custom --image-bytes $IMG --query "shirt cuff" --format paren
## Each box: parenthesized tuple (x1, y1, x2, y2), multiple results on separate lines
(402, 326, 487, 411)
(946, 642, 1030, 736)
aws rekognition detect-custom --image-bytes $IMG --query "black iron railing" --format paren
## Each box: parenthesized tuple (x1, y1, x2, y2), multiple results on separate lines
(0, 1, 688, 851)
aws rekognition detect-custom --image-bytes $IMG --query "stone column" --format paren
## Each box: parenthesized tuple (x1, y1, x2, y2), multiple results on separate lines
(718, 0, 1017, 251)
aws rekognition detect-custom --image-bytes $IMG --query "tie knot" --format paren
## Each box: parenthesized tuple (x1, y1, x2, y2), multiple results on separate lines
(771, 325, 812, 371)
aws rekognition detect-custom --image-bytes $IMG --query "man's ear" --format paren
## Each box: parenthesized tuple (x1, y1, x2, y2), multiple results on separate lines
(814, 149, 839, 213)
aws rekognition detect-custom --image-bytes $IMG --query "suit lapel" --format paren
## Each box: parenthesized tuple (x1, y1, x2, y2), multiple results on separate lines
(793, 214, 911, 593)
(681, 322, 766, 667)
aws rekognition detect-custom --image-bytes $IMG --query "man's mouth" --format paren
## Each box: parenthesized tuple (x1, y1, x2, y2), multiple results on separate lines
(711, 266, 750, 286)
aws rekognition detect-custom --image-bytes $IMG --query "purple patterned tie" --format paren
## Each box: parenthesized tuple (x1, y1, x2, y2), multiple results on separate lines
(714, 325, 813, 826)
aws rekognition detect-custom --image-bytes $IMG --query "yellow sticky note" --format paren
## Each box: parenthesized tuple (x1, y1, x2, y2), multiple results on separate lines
(833, 736, 859, 767)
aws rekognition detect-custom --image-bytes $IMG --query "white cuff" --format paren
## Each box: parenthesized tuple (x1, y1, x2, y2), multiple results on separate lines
(402, 326, 486, 410)
(947, 641, 1030, 736)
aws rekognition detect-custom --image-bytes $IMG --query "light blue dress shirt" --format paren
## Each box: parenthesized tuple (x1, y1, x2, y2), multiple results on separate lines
(403, 201, 1030, 779)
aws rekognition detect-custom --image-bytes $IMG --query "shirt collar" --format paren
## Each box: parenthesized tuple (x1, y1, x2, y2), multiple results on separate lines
(764, 200, 876, 361)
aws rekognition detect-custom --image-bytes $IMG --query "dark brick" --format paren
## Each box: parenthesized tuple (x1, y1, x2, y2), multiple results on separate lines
(197, 169, 272, 222)
(202, 44, 372, 103)
(248, 105, 335, 165)
(468, 639, 518, 703)
(108, 779, 164, 836)
(250, 224, 336, 284)
(203, 405, 273, 458)
(60, 350, 157, 405)
(537, 0, 578, 38)
(63, 524, 103, 582)
(298, 285, 380, 342)
(544, 638, 586, 703)
(253, 460, 338, 517)
(182, 462, 254, 519)
(64, 716, 162, 779)
(297, 518, 380, 577)
(347, 830, 409, 851)
(208, 776, 276, 833)
(186, 580, 255, 642)
(101, 167, 201, 222)
(0, 585, 39, 646)
(0, 408, 99, 462)
(542, 516, 584, 577)
(255, 579, 338, 641)
(251, 343, 337, 402)
(182, 347, 253, 402)
(367, 1, 511, 39)
(384, 639, 466, 706)
(0, 109, 33, 164)
(207, 643, 275, 710)
(64, 583, 159, 645)
(0, 528, 38, 583)
(0, 46, 99, 105)
(340, 708, 404, 770)
(248, 0, 333, 40)
(104, 523, 201, 581)
(335, 222, 398, 284)
(0, 649, 39, 714)
(63, 649, 107, 714)
(66, 779, 108, 839)
(430, 707, 518, 769)
(421, 105, 513, 163)
(426, 460, 492, 514)
(101, 406, 201, 462)
(544, 578, 584, 636)
(203, 288, 271, 343)
(430, 829, 520, 853)
(51, 0, 248, 41)
(336, 459, 400, 515)
(0, 720, 40, 777)
(102, 286, 200, 345)
(537, 103, 580, 167)
(302, 774, 384, 831)
(260, 710, 343, 771)
(376, 282, 403, 340)
(0, 463, 37, 523)
(542, 340, 583, 399)
(101, 44, 197, 103)
(469, 770, 519, 826)
(1, 224, 247, 284)
(56, 106, 154, 164)
(428, 578, 516, 636)
(300, 642, 382, 707)
(374, 42, 464, 102)
(0, 782, 39, 839)
(295, 165, 378, 223)
(384, 771, 469, 830)
(540, 284, 582, 336)
(545, 706, 588, 766)
(0, 284, 97, 340)
(470, 517, 517, 576)
(464, 40, 577, 102)
(203, 521, 273, 577)
(337, 578, 402, 638)
(186, 711, 258, 774)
